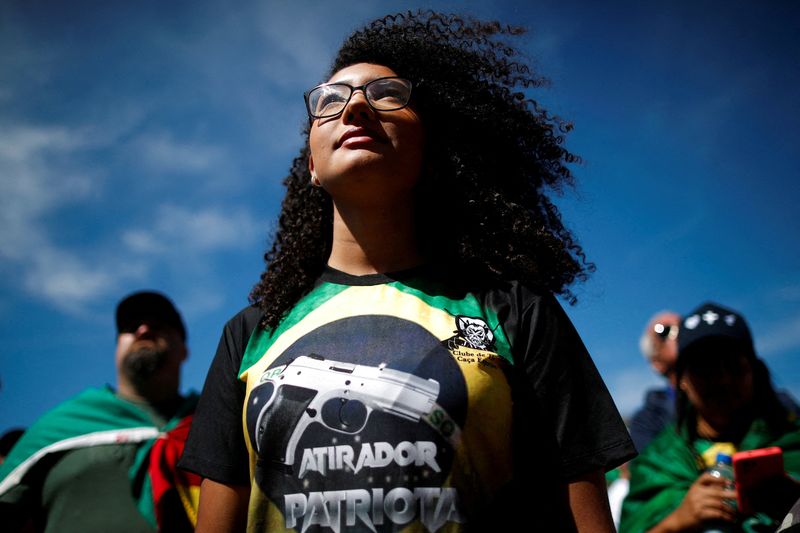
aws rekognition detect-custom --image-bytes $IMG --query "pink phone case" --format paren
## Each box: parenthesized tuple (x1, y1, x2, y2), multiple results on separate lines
(733, 447, 784, 515)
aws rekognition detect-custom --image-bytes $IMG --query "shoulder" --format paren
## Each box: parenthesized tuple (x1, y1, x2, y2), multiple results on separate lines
(224, 304, 263, 334)
(465, 276, 558, 324)
(403, 265, 556, 310)
(445, 275, 565, 352)
(208, 305, 265, 373)
(641, 387, 673, 410)
(220, 305, 263, 347)
(482, 280, 578, 345)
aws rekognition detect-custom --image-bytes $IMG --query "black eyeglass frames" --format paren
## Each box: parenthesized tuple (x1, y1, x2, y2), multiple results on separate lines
(304, 77, 413, 119)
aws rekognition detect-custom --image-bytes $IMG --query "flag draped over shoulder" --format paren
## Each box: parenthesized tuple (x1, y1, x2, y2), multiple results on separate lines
(0, 387, 200, 531)
(620, 418, 800, 533)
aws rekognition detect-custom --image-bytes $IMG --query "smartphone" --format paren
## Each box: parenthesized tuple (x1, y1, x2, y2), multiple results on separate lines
(733, 447, 784, 515)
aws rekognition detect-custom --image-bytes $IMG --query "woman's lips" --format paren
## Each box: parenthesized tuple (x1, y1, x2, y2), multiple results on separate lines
(337, 127, 386, 148)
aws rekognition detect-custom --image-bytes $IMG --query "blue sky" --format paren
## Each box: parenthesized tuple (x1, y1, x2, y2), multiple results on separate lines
(1, 0, 799, 431)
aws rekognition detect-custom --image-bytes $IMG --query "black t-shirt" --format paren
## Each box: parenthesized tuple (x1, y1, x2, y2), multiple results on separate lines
(181, 267, 635, 531)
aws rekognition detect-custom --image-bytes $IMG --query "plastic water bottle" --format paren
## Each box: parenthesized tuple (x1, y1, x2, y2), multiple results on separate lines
(709, 453, 737, 508)
(704, 452, 736, 533)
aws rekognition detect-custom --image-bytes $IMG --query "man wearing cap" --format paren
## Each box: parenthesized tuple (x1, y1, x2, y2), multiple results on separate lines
(621, 302, 800, 533)
(0, 291, 199, 532)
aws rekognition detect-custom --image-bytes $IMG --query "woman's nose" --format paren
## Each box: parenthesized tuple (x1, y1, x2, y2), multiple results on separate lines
(342, 89, 374, 122)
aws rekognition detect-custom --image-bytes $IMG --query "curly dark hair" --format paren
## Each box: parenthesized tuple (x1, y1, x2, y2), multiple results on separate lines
(250, 10, 593, 330)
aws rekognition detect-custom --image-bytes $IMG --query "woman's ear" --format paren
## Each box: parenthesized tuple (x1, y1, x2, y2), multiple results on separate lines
(308, 155, 320, 187)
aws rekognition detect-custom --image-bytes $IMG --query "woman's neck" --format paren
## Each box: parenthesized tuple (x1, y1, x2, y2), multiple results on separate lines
(327, 201, 424, 275)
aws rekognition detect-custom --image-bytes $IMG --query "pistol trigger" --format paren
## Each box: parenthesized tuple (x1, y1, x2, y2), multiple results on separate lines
(339, 399, 368, 431)
(321, 398, 368, 432)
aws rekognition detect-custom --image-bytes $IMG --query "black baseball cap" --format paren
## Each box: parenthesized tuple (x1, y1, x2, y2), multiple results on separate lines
(677, 301, 754, 369)
(115, 291, 186, 340)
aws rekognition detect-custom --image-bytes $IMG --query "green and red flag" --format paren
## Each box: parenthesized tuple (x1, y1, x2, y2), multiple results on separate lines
(0, 387, 200, 531)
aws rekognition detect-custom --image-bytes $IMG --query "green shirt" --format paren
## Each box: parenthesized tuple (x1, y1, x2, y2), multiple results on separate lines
(0, 387, 195, 533)
(36, 444, 157, 533)
(620, 417, 800, 533)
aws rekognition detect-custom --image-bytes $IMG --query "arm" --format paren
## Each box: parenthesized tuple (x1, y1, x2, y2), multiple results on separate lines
(195, 478, 250, 533)
(568, 469, 616, 533)
(511, 294, 636, 530)
(178, 309, 261, 531)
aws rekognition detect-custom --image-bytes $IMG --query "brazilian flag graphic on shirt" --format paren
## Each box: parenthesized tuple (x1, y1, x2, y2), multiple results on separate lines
(239, 272, 517, 532)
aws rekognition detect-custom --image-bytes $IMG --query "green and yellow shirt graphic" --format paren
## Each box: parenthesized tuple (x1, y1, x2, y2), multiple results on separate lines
(180, 266, 636, 532)
(240, 270, 515, 532)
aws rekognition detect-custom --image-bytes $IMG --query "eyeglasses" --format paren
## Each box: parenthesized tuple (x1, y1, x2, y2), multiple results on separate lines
(654, 323, 678, 340)
(304, 77, 413, 119)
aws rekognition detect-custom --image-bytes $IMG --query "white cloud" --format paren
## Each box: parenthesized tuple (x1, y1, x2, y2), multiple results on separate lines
(123, 204, 263, 255)
(0, 116, 258, 315)
(122, 230, 165, 254)
(0, 123, 97, 282)
(0, 123, 142, 309)
(25, 249, 114, 305)
(0, 124, 88, 162)
(0, 124, 95, 216)
(13, 231, 148, 314)
(134, 131, 227, 174)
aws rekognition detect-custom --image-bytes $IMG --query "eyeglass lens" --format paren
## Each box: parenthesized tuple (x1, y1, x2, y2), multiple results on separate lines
(308, 78, 411, 118)
(654, 323, 675, 339)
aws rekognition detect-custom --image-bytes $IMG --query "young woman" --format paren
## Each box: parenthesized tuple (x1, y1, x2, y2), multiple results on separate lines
(620, 302, 800, 533)
(181, 11, 635, 532)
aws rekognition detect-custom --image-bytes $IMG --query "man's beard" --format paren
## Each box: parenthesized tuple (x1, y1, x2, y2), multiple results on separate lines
(121, 346, 168, 387)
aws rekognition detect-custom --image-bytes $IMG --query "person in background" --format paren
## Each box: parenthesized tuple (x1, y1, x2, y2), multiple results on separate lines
(607, 311, 682, 528)
(607, 312, 681, 529)
(0, 291, 200, 532)
(620, 302, 800, 532)
(630, 310, 797, 454)
(180, 10, 635, 532)
(629, 311, 682, 452)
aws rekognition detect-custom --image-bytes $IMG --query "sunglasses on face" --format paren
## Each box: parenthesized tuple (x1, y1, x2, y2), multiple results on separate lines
(654, 323, 678, 340)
